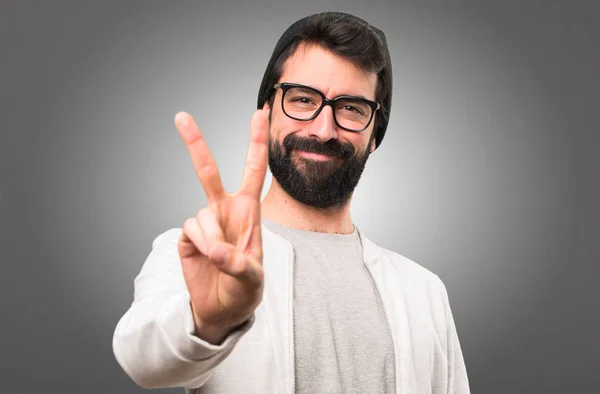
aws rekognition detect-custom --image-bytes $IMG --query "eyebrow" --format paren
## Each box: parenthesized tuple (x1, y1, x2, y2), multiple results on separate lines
(294, 86, 320, 95)
(299, 83, 371, 100)
(344, 93, 369, 100)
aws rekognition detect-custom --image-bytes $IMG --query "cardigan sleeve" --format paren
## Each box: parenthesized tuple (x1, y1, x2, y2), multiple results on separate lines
(112, 228, 254, 389)
(439, 280, 471, 394)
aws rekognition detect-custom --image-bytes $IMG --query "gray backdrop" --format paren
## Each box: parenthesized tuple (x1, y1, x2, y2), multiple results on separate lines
(2, 1, 599, 393)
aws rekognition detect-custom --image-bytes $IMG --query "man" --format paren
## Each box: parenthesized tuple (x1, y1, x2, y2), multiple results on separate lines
(113, 12, 470, 394)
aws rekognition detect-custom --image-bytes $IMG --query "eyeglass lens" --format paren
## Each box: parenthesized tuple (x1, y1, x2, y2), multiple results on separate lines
(283, 86, 372, 131)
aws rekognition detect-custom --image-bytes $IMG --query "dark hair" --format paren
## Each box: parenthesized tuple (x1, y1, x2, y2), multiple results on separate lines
(258, 13, 392, 150)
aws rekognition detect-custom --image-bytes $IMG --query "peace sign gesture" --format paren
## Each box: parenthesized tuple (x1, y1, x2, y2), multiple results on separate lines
(175, 109, 269, 345)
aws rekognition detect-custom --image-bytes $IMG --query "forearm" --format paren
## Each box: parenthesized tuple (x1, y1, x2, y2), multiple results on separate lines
(113, 291, 253, 389)
(112, 228, 254, 389)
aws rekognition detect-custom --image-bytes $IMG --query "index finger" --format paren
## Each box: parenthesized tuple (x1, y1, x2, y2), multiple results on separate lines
(175, 112, 225, 202)
(239, 109, 270, 198)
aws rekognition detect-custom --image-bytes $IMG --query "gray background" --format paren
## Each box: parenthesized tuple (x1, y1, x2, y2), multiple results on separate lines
(1, 0, 599, 393)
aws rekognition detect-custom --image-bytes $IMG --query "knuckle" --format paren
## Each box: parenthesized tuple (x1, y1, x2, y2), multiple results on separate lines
(197, 162, 219, 178)
(196, 207, 215, 225)
(182, 217, 196, 232)
(196, 207, 209, 220)
(245, 161, 263, 174)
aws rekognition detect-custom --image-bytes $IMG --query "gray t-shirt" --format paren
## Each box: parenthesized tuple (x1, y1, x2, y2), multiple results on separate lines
(262, 219, 394, 394)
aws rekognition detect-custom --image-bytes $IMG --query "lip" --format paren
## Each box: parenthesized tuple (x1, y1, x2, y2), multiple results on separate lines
(296, 150, 337, 161)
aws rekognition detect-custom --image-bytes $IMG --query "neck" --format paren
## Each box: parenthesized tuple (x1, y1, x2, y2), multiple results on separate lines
(260, 178, 355, 234)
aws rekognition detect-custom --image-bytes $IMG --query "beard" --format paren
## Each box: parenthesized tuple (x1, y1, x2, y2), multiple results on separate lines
(268, 132, 372, 210)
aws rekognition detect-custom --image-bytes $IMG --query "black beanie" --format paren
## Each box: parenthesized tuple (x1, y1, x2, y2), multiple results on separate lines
(256, 12, 393, 150)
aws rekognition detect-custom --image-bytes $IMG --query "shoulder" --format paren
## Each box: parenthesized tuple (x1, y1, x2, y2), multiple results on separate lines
(359, 229, 447, 292)
(383, 247, 443, 285)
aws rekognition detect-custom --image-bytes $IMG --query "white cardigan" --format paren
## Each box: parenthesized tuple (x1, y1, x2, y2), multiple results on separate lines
(113, 224, 470, 393)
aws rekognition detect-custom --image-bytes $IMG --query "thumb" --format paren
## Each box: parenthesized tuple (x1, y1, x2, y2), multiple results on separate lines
(208, 242, 263, 287)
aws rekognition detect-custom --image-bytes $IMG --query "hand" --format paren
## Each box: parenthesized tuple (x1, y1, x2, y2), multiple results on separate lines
(174, 109, 269, 345)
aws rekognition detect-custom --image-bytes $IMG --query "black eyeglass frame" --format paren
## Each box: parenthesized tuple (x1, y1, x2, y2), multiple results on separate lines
(273, 82, 381, 133)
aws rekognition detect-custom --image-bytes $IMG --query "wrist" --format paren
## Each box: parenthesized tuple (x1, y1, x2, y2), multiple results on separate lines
(190, 303, 234, 345)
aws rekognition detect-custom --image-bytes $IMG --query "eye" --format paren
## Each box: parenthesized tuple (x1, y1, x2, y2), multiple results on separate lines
(292, 96, 316, 104)
(342, 104, 364, 115)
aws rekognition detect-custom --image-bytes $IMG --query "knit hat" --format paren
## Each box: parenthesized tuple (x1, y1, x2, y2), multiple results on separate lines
(256, 12, 393, 150)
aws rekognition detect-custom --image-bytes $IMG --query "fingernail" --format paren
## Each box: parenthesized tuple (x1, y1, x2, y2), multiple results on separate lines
(175, 112, 189, 127)
(212, 246, 228, 265)
(221, 251, 230, 265)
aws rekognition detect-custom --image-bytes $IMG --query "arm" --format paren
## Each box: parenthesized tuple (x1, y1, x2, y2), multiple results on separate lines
(439, 281, 471, 394)
(112, 228, 254, 389)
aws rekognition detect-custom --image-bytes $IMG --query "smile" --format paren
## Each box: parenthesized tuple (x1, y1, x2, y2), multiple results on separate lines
(296, 150, 338, 161)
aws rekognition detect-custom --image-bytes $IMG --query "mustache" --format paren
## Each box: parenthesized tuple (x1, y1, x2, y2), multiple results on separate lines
(282, 134, 355, 159)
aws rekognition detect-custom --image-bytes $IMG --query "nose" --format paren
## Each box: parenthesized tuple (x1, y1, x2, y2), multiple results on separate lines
(307, 104, 338, 142)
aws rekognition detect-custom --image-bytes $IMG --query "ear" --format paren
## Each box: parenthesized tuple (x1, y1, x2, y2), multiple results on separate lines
(369, 134, 377, 153)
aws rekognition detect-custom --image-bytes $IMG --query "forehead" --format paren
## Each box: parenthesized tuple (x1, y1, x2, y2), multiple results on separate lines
(279, 43, 377, 100)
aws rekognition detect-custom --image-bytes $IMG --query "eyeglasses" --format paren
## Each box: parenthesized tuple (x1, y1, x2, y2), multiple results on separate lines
(273, 82, 380, 133)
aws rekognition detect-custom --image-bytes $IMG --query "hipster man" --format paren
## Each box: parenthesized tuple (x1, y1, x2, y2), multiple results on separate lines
(113, 12, 470, 394)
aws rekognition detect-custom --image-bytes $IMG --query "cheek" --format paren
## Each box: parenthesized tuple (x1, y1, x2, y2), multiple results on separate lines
(342, 130, 371, 153)
(271, 109, 306, 142)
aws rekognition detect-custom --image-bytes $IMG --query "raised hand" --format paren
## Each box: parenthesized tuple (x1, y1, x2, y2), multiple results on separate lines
(174, 109, 269, 345)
